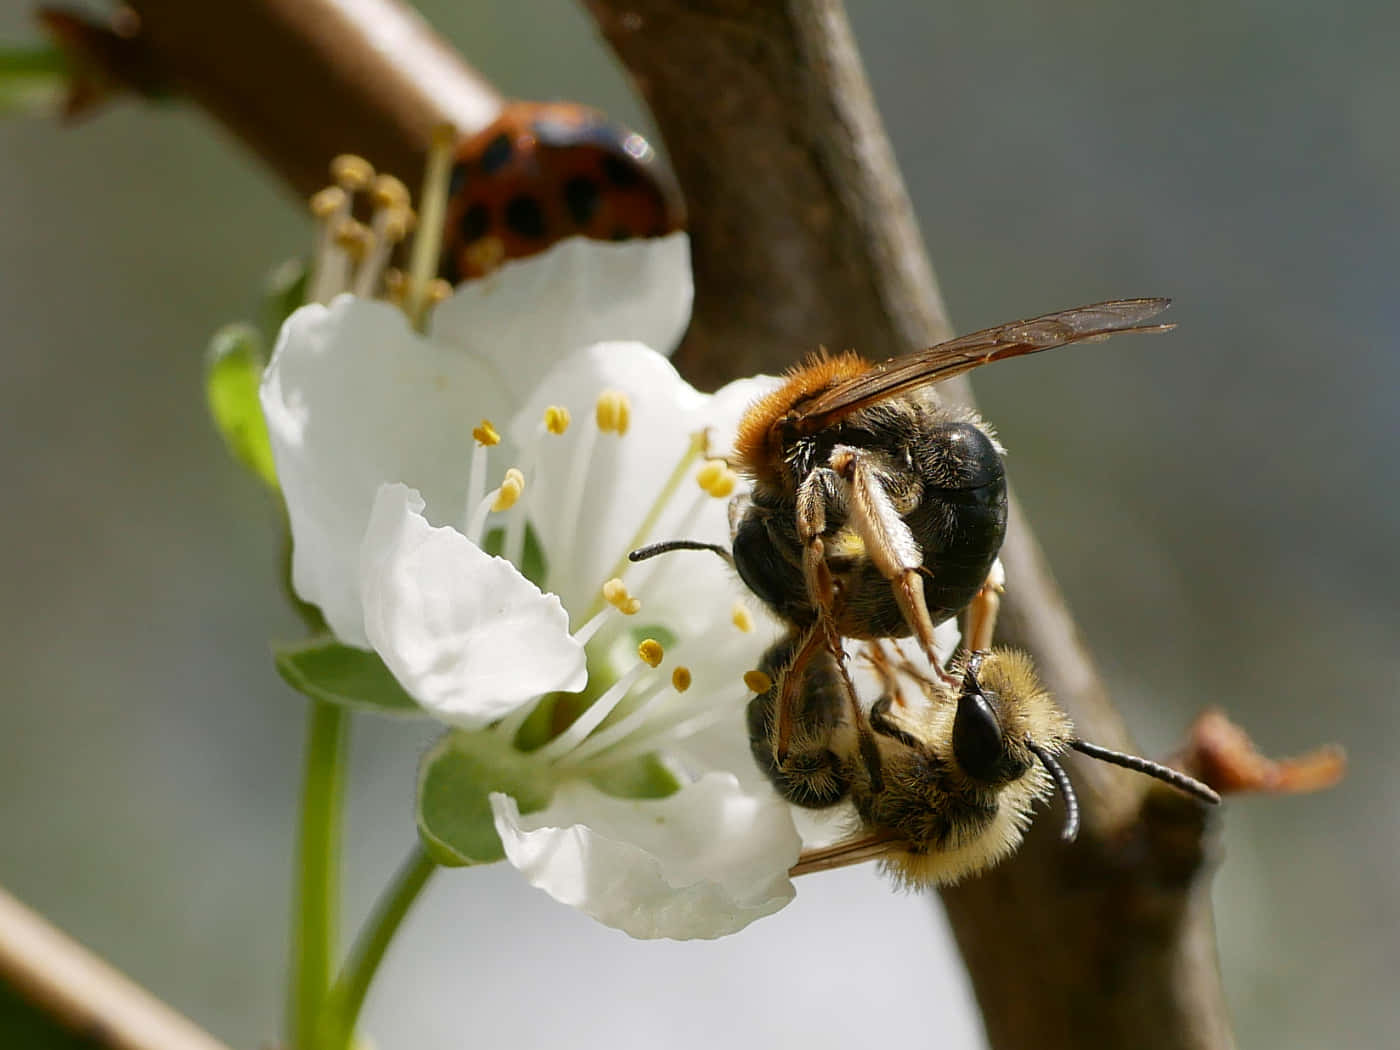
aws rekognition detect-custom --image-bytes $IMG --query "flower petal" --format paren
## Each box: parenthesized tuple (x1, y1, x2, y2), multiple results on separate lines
(261, 297, 510, 645)
(431, 234, 693, 405)
(360, 484, 585, 727)
(491, 772, 801, 939)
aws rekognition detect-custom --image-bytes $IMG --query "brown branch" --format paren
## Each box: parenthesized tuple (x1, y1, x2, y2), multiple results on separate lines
(55, 0, 1231, 1046)
(119, 0, 504, 194)
(0, 884, 234, 1050)
(587, 1, 1231, 1047)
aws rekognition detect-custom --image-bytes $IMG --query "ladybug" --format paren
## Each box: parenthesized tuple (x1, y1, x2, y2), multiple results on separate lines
(441, 101, 686, 282)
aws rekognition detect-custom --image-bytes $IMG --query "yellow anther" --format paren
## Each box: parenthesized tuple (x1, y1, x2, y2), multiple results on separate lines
(492, 468, 525, 511)
(743, 670, 773, 694)
(427, 277, 453, 304)
(696, 459, 737, 498)
(472, 420, 501, 447)
(371, 173, 411, 210)
(310, 186, 346, 219)
(602, 578, 629, 606)
(333, 218, 371, 260)
(672, 667, 692, 692)
(731, 602, 754, 633)
(331, 154, 375, 191)
(595, 390, 631, 435)
(380, 206, 414, 243)
(544, 405, 571, 435)
(384, 268, 407, 304)
(637, 638, 665, 668)
(621, 597, 642, 615)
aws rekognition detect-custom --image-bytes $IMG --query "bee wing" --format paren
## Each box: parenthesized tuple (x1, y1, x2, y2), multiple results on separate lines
(788, 831, 907, 877)
(793, 298, 1173, 434)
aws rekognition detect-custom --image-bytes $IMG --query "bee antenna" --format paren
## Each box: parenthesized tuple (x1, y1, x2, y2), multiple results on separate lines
(1070, 739, 1222, 806)
(627, 540, 734, 567)
(1027, 740, 1080, 842)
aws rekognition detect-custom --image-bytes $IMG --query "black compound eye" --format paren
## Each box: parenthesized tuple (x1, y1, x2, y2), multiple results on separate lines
(953, 687, 1006, 782)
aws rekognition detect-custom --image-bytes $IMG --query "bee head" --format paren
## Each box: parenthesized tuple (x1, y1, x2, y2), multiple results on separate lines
(952, 652, 1034, 785)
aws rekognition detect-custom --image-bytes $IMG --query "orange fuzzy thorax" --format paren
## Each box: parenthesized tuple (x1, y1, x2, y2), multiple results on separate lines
(731, 351, 872, 486)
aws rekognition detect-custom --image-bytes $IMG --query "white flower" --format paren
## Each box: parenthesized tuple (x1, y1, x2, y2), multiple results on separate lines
(260, 173, 801, 939)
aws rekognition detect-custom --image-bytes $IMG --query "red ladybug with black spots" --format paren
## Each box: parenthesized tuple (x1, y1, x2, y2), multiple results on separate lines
(441, 101, 686, 282)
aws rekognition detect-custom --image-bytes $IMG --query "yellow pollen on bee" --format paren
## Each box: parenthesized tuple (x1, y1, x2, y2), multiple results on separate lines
(595, 390, 631, 435)
(544, 405, 571, 435)
(331, 154, 375, 191)
(731, 602, 754, 633)
(637, 638, 665, 668)
(472, 420, 501, 447)
(309, 186, 346, 219)
(672, 667, 693, 692)
(696, 459, 737, 498)
(492, 468, 525, 511)
(743, 670, 773, 694)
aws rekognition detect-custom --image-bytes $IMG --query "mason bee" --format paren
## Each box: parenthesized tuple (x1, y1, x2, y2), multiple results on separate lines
(634, 299, 1175, 766)
(746, 631, 1219, 886)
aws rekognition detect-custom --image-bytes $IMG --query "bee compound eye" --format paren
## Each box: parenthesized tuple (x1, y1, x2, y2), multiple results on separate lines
(953, 688, 1007, 783)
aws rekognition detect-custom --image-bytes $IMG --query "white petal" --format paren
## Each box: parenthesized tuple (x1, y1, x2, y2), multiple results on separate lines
(491, 773, 800, 940)
(261, 297, 510, 645)
(506, 341, 710, 612)
(431, 234, 693, 406)
(360, 484, 585, 727)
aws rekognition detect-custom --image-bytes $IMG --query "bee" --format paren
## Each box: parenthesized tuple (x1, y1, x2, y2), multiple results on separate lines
(633, 299, 1175, 769)
(746, 630, 1219, 886)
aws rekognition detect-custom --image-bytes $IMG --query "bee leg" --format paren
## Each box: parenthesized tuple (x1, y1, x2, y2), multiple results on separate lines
(833, 448, 959, 687)
(749, 635, 854, 807)
(772, 621, 830, 763)
(963, 557, 1006, 654)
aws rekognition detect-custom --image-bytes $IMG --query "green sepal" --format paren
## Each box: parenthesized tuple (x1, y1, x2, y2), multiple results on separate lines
(205, 323, 278, 488)
(0, 46, 66, 116)
(273, 638, 422, 717)
(588, 754, 682, 800)
(262, 257, 309, 340)
(416, 731, 554, 866)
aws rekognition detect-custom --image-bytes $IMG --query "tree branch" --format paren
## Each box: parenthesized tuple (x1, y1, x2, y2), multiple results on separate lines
(0, 885, 233, 1050)
(586, 1, 1231, 1047)
(59, 1, 1232, 1046)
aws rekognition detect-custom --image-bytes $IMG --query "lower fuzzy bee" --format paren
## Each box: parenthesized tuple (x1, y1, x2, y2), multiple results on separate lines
(747, 636, 1220, 887)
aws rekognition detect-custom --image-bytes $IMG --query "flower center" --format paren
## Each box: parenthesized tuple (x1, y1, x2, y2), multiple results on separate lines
(467, 390, 757, 778)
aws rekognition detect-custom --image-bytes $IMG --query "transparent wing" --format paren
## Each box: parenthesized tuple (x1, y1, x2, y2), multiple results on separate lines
(793, 298, 1173, 434)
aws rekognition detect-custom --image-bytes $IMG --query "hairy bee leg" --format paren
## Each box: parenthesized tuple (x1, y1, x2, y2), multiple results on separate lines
(828, 645, 887, 794)
(963, 558, 1006, 653)
(773, 621, 829, 763)
(833, 447, 960, 688)
(790, 832, 905, 877)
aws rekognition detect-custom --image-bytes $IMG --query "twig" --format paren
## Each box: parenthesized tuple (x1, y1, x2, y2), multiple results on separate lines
(0, 884, 233, 1050)
(587, 2, 1232, 1047)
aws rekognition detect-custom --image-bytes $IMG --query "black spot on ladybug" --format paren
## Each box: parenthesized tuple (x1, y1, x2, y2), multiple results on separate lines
(448, 163, 469, 198)
(563, 176, 601, 227)
(460, 203, 490, 244)
(505, 195, 547, 239)
(601, 154, 641, 188)
(479, 132, 513, 174)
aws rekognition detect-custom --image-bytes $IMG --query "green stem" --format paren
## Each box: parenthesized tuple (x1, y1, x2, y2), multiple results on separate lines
(322, 846, 438, 1050)
(289, 699, 349, 1050)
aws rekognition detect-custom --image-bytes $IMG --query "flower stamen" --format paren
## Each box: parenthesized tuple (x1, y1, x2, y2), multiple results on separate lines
(731, 602, 754, 633)
(544, 405, 571, 435)
(595, 390, 631, 435)
(602, 578, 642, 616)
(743, 670, 773, 694)
(405, 123, 457, 330)
(535, 644, 662, 761)
(696, 459, 738, 499)
(671, 667, 692, 692)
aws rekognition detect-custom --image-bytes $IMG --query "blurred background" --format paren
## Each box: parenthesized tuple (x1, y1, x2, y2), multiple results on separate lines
(1, 0, 1395, 1047)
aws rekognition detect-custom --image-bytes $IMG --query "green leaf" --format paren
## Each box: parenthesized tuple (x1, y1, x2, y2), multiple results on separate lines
(0, 46, 66, 116)
(273, 638, 423, 717)
(205, 323, 278, 488)
(416, 731, 554, 866)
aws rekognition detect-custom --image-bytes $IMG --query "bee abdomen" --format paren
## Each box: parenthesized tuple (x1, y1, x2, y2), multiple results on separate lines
(746, 640, 853, 808)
